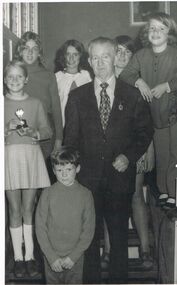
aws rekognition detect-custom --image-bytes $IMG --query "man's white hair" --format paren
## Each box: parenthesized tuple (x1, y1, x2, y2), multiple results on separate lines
(88, 37, 116, 56)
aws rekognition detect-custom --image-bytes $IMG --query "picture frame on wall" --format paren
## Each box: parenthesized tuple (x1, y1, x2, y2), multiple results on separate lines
(130, 1, 170, 26)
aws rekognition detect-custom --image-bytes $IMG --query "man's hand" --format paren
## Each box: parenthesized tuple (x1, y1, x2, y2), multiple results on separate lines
(135, 78, 153, 102)
(61, 257, 74, 270)
(112, 154, 129, 172)
(51, 139, 62, 156)
(151, 83, 169, 99)
(51, 258, 63, 272)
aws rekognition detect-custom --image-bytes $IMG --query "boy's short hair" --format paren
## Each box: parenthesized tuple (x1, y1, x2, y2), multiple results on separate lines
(51, 146, 80, 167)
(113, 35, 136, 54)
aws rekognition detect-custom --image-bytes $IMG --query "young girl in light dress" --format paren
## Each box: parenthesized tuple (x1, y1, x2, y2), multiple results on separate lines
(121, 13, 177, 209)
(55, 39, 92, 126)
(4, 60, 52, 278)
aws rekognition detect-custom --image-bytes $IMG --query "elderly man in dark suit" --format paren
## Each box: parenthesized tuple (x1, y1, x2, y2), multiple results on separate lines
(63, 37, 154, 284)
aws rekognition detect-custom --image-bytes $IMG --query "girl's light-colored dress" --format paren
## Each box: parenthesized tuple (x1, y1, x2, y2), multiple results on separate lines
(5, 94, 52, 190)
(55, 70, 92, 126)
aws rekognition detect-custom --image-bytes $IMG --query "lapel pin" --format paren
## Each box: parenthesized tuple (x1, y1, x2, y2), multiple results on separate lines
(118, 103, 123, 111)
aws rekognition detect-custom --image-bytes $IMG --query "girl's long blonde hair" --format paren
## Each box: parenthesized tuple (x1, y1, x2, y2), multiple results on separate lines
(138, 12, 177, 48)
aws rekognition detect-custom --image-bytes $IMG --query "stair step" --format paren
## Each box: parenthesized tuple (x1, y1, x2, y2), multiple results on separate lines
(6, 272, 44, 284)
(128, 246, 139, 259)
(102, 259, 158, 281)
(7, 264, 158, 284)
(7, 258, 158, 283)
(128, 236, 141, 247)
(100, 229, 141, 248)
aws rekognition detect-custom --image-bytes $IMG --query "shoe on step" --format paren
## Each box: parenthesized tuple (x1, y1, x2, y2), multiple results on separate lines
(14, 260, 26, 278)
(163, 198, 176, 210)
(157, 194, 168, 207)
(141, 252, 153, 270)
(25, 259, 39, 277)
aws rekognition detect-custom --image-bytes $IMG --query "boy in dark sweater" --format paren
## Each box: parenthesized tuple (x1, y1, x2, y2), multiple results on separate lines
(35, 147, 95, 284)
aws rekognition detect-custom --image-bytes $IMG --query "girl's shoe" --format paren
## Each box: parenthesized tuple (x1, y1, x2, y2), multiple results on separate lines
(157, 194, 168, 207)
(163, 198, 176, 210)
(101, 252, 110, 270)
(25, 259, 39, 277)
(14, 260, 26, 278)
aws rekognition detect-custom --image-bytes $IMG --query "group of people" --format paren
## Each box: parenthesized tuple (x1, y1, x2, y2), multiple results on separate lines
(4, 11, 177, 284)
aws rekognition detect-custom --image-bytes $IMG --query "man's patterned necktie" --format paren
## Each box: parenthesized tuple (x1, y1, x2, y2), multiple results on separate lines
(99, 82, 111, 131)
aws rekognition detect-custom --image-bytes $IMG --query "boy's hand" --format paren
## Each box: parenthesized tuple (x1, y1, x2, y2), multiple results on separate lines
(135, 78, 153, 102)
(151, 83, 169, 99)
(112, 154, 129, 172)
(51, 258, 63, 272)
(61, 257, 74, 270)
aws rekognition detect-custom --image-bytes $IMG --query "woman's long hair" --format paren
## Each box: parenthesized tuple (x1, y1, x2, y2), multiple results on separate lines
(13, 31, 45, 66)
(54, 39, 90, 73)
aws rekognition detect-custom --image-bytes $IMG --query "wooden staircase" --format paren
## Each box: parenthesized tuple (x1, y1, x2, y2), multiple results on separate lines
(100, 216, 158, 284)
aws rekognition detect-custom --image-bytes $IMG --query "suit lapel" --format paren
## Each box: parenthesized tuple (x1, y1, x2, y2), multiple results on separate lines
(86, 82, 103, 132)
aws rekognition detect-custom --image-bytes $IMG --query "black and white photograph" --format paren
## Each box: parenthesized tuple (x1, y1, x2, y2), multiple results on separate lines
(2, 1, 177, 285)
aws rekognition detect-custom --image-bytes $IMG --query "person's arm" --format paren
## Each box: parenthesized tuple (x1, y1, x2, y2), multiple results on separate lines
(168, 52, 177, 92)
(63, 91, 80, 148)
(49, 73, 63, 148)
(5, 118, 20, 136)
(68, 191, 95, 263)
(35, 188, 59, 265)
(144, 140, 155, 172)
(151, 51, 177, 99)
(120, 52, 141, 86)
(23, 100, 53, 141)
(35, 100, 53, 141)
(120, 52, 152, 102)
(151, 78, 177, 99)
(123, 94, 154, 165)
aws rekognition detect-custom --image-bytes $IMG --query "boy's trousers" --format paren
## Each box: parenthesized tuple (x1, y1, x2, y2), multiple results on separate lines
(44, 255, 84, 284)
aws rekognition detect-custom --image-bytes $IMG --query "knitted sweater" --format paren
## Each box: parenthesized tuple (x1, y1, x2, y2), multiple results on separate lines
(4, 95, 52, 145)
(35, 180, 95, 265)
(24, 62, 63, 140)
(120, 46, 177, 129)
